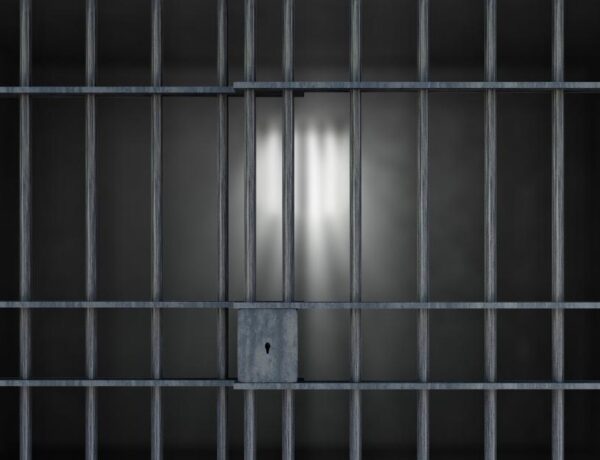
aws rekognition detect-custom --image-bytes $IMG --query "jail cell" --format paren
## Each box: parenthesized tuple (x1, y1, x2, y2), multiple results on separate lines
(1, 0, 600, 459)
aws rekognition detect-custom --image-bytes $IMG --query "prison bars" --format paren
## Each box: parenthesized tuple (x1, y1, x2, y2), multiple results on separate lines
(19, 1, 32, 460)
(5, 1, 590, 458)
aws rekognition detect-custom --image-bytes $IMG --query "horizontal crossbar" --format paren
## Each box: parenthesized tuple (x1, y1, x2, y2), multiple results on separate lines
(234, 81, 600, 91)
(1, 81, 600, 96)
(1, 379, 599, 390)
(234, 381, 600, 390)
(0, 379, 233, 387)
(0, 301, 598, 309)
(0, 86, 234, 95)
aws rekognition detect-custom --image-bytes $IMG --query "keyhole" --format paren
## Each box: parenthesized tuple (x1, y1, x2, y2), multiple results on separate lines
(265, 342, 271, 354)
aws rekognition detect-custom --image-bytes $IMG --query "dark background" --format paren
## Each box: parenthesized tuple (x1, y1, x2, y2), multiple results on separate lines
(0, 0, 600, 458)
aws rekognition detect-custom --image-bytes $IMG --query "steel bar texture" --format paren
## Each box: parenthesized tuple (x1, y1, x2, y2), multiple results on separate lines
(0, 86, 234, 95)
(552, 1, 565, 460)
(417, 1, 429, 459)
(244, 0, 256, 458)
(19, 1, 32, 459)
(3, 81, 600, 95)
(2, 300, 600, 310)
(151, 0, 163, 459)
(350, 0, 362, 459)
(235, 301, 600, 310)
(85, 1, 98, 459)
(235, 381, 600, 391)
(233, 81, 600, 91)
(282, 0, 295, 458)
(2, 379, 600, 390)
(484, 1, 497, 460)
(1, 379, 235, 387)
(217, 0, 229, 459)
(3, 1, 600, 458)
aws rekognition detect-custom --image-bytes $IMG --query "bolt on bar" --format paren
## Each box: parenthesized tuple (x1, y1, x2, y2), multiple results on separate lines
(151, 0, 163, 459)
(282, 0, 295, 459)
(19, 1, 32, 459)
(551, 1, 565, 460)
(484, 1, 497, 460)
(244, 0, 257, 458)
(85, 0, 98, 459)
(217, 0, 229, 459)
(416, 0, 429, 459)
(349, 0, 362, 459)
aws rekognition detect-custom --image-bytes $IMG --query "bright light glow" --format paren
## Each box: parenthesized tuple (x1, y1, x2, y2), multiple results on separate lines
(257, 123, 282, 218)
(257, 121, 347, 224)
(256, 115, 349, 300)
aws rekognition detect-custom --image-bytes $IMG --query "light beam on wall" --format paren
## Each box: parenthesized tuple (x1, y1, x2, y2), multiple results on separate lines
(257, 115, 349, 300)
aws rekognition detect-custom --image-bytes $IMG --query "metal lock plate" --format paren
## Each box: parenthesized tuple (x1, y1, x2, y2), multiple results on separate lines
(237, 308, 298, 383)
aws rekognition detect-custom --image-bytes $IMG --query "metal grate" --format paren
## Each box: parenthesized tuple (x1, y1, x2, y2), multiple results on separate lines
(2, 0, 600, 458)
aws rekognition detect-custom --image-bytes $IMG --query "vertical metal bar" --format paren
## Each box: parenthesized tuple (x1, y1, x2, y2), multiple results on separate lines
(350, 0, 361, 459)
(151, 0, 163, 459)
(19, 0, 32, 459)
(244, 0, 256, 458)
(217, 0, 229, 459)
(551, 1, 564, 460)
(282, 0, 295, 459)
(484, 1, 497, 460)
(417, 1, 429, 459)
(85, 1, 98, 459)
(244, 387, 256, 460)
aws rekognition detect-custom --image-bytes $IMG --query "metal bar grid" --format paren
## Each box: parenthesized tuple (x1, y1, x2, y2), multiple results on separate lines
(6, 1, 600, 459)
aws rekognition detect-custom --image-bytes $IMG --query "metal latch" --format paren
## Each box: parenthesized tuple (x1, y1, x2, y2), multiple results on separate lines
(237, 308, 298, 383)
